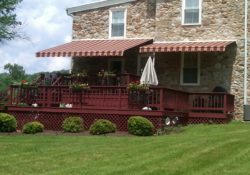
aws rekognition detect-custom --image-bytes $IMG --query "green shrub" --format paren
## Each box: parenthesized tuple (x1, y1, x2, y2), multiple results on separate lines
(0, 113, 17, 132)
(89, 119, 116, 135)
(128, 116, 154, 136)
(23, 121, 44, 134)
(62, 117, 83, 133)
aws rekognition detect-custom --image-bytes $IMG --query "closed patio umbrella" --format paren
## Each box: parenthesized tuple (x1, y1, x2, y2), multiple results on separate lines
(140, 56, 158, 85)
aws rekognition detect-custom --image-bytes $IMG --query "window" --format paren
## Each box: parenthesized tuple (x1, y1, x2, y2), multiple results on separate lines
(109, 9, 126, 38)
(182, 0, 202, 25)
(181, 52, 200, 85)
(109, 60, 124, 74)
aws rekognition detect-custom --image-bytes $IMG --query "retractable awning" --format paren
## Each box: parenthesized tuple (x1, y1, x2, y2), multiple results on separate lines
(139, 41, 236, 53)
(36, 39, 153, 57)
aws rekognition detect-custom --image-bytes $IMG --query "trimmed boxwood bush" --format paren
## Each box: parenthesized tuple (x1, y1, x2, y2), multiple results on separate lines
(89, 119, 116, 135)
(62, 116, 83, 133)
(23, 121, 44, 134)
(128, 116, 154, 136)
(0, 113, 17, 132)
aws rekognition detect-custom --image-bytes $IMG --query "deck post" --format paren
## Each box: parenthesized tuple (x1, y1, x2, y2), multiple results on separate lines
(8, 86, 12, 106)
(43, 86, 46, 107)
(119, 87, 122, 109)
(223, 94, 228, 114)
(17, 86, 21, 106)
(47, 87, 51, 107)
(160, 88, 164, 111)
(137, 55, 141, 75)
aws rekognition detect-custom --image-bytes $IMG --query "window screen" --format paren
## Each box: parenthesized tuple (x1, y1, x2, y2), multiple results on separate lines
(111, 10, 125, 37)
(184, 0, 200, 24)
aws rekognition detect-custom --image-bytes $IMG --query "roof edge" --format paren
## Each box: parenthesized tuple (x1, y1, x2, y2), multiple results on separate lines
(67, 0, 136, 15)
(153, 40, 237, 44)
(71, 38, 153, 41)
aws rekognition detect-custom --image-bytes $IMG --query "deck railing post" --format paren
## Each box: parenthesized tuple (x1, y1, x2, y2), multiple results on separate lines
(47, 87, 52, 107)
(119, 87, 122, 109)
(232, 95, 235, 112)
(8, 86, 13, 105)
(223, 94, 227, 114)
(17, 86, 21, 106)
(160, 88, 164, 111)
(43, 86, 47, 107)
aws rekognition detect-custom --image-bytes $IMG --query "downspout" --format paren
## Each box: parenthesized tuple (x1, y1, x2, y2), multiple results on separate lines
(66, 9, 74, 73)
(244, 0, 248, 105)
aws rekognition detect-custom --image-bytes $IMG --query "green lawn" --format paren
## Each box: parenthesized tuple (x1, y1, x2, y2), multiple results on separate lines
(0, 122, 250, 175)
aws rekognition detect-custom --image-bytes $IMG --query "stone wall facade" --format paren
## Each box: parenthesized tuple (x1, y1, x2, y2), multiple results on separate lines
(154, 44, 236, 92)
(71, 0, 250, 119)
(72, 0, 156, 39)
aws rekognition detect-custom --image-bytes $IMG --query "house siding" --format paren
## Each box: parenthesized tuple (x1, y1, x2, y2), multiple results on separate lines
(71, 0, 250, 119)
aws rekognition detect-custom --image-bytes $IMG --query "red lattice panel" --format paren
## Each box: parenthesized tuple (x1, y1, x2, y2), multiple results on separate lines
(186, 117, 231, 124)
(8, 110, 233, 131)
(8, 111, 163, 131)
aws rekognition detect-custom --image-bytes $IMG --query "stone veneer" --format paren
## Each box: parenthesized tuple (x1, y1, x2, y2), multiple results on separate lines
(72, 0, 156, 39)
(71, 0, 250, 119)
(154, 44, 236, 92)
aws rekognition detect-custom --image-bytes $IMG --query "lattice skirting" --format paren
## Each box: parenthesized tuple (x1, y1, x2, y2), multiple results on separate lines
(186, 117, 231, 124)
(8, 111, 164, 131)
(7, 110, 232, 131)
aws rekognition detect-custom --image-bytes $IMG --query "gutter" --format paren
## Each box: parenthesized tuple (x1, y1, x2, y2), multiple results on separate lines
(67, 0, 136, 15)
(244, 0, 248, 105)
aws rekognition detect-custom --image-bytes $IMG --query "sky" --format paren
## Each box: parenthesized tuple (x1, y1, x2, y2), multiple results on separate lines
(0, 0, 101, 74)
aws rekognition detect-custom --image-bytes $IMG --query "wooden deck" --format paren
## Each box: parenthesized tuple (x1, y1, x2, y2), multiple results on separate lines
(3, 84, 235, 130)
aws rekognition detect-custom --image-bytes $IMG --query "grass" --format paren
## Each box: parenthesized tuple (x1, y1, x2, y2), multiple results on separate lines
(0, 122, 250, 175)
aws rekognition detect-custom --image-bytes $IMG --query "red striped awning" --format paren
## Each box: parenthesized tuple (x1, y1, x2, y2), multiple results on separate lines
(139, 41, 236, 53)
(36, 39, 153, 57)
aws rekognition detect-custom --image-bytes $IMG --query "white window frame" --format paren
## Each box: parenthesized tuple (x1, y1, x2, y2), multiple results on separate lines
(109, 8, 127, 38)
(180, 52, 200, 86)
(182, 0, 202, 25)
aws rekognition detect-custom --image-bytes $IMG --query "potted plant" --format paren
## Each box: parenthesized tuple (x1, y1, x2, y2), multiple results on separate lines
(71, 71, 88, 78)
(97, 70, 116, 85)
(70, 83, 90, 92)
(97, 70, 116, 78)
(127, 81, 149, 92)
(14, 80, 38, 89)
(127, 81, 150, 108)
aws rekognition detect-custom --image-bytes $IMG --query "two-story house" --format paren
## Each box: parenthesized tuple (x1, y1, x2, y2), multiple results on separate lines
(38, 0, 249, 118)
(7, 0, 248, 130)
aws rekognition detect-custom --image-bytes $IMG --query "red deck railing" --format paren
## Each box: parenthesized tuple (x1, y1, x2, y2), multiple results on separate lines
(189, 92, 234, 114)
(148, 87, 189, 111)
(31, 73, 141, 86)
(7, 85, 234, 116)
(8, 85, 129, 109)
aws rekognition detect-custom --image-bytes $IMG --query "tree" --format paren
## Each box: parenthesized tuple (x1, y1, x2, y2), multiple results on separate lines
(4, 63, 25, 81)
(0, 0, 22, 41)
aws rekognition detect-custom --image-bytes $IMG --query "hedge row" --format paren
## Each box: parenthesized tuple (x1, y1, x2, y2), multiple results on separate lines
(62, 116, 154, 136)
(0, 113, 155, 136)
